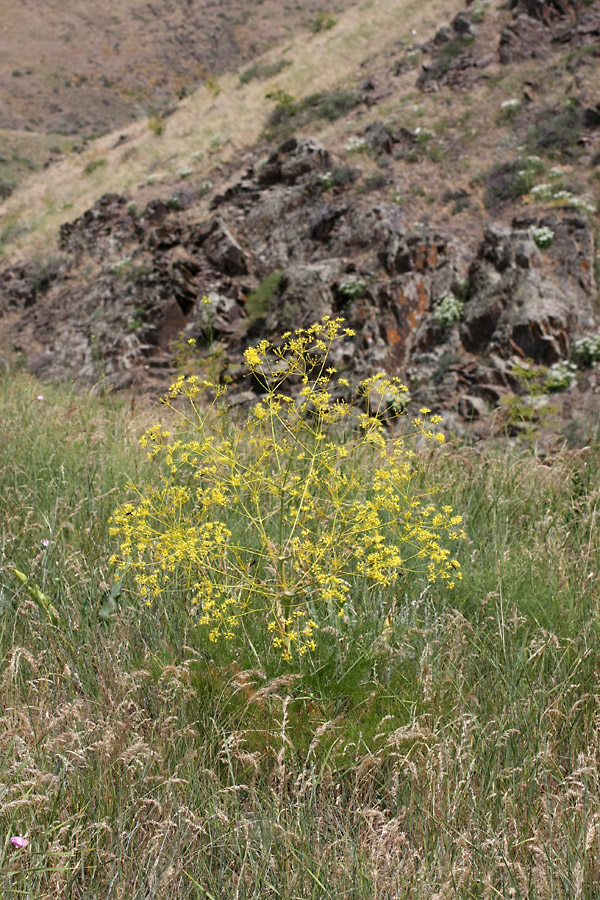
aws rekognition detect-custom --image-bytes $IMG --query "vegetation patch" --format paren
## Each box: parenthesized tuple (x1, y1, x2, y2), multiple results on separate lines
(484, 155, 544, 209)
(239, 59, 291, 85)
(83, 157, 107, 176)
(110, 319, 461, 658)
(310, 11, 337, 32)
(420, 33, 475, 84)
(264, 88, 361, 139)
(245, 269, 283, 319)
(2, 364, 600, 896)
(528, 104, 583, 158)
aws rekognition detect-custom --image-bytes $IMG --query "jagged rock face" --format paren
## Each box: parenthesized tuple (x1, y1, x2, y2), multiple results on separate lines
(0, 138, 597, 421)
(509, 0, 580, 23)
(460, 214, 596, 363)
(500, 0, 600, 62)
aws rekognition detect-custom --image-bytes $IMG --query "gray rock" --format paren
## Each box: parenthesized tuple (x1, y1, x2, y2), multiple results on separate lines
(200, 218, 248, 276)
(461, 214, 596, 363)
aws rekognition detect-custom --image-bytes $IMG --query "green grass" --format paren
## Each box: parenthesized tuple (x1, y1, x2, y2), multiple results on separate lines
(245, 269, 283, 320)
(1, 371, 600, 897)
(263, 89, 361, 140)
(238, 59, 291, 86)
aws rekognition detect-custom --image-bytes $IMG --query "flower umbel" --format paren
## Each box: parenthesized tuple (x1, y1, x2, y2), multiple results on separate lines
(110, 317, 464, 659)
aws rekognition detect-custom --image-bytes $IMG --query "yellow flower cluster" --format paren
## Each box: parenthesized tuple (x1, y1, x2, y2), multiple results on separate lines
(109, 317, 465, 658)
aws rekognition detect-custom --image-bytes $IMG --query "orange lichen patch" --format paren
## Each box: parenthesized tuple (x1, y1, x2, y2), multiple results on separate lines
(413, 243, 439, 272)
(386, 325, 402, 346)
(405, 279, 429, 333)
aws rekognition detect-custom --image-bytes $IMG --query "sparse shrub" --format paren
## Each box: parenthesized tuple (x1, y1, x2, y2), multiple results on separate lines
(166, 195, 182, 211)
(414, 126, 434, 144)
(318, 170, 335, 190)
(573, 332, 600, 366)
(500, 360, 561, 438)
(239, 59, 290, 85)
(528, 104, 583, 157)
(545, 360, 577, 391)
(345, 135, 369, 154)
(110, 255, 134, 277)
(110, 318, 464, 661)
(433, 293, 463, 328)
(470, 0, 489, 22)
(264, 88, 361, 139)
(83, 158, 107, 176)
(205, 75, 221, 97)
(263, 88, 297, 135)
(245, 270, 283, 319)
(311, 11, 337, 32)
(362, 171, 387, 192)
(500, 98, 521, 120)
(318, 166, 357, 191)
(127, 307, 145, 332)
(197, 179, 213, 197)
(147, 116, 165, 137)
(530, 181, 596, 213)
(338, 275, 366, 300)
(426, 143, 443, 163)
(312, 89, 360, 122)
(0, 179, 14, 200)
(529, 225, 554, 249)
(484, 156, 545, 208)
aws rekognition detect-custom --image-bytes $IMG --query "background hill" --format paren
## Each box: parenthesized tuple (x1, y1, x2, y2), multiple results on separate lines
(0, 0, 599, 438)
(0, 0, 358, 194)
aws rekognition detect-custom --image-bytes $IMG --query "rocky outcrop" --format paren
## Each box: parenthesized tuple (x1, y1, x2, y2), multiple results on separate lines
(460, 214, 595, 363)
(500, 0, 600, 63)
(0, 129, 598, 420)
(418, 10, 495, 91)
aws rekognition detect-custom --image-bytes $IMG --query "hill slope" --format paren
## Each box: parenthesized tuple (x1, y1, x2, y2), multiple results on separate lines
(1, 0, 599, 437)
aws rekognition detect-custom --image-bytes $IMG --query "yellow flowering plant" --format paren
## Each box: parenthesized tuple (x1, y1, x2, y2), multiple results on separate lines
(109, 317, 464, 660)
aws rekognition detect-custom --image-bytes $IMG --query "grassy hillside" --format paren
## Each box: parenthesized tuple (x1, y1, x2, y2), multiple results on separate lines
(0, 0, 359, 137)
(1, 0, 597, 276)
(1, 367, 599, 898)
(1, 0, 474, 260)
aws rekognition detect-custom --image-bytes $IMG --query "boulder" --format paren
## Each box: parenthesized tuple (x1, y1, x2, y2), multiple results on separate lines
(263, 261, 342, 334)
(58, 193, 143, 262)
(460, 214, 596, 363)
(200, 218, 248, 276)
(258, 138, 331, 187)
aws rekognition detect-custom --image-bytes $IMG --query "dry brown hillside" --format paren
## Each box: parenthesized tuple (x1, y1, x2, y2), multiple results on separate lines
(1, 0, 599, 439)
(0, 0, 357, 196)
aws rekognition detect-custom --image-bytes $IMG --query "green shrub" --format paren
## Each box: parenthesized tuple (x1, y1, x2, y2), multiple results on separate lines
(312, 89, 360, 122)
(573, 332, 600, 366)
(528, 105, 583, 157)
(433, 293, 463, 328)
(245, 270, 283, 319)
(110, 318, 464, 661)
(83, 158, 107, 176)
(147, 116, 165, 137)
(264, 89, 361, 139)
(311, 11, 337, 32)
(239, 59, 290, 85)
(484, 156, 544, 209)
(338, 276, 366, 300)
(318, 166, 357, 192)
(529, 225, 554, 249)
